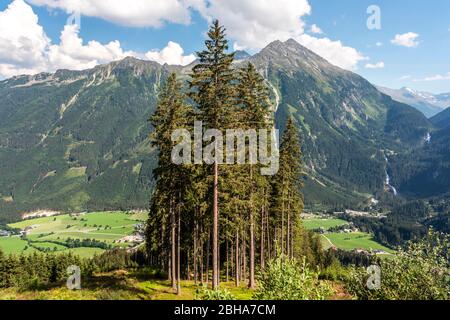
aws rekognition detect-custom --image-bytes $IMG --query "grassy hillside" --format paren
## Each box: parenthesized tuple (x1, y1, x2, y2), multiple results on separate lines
(303, 217, 393, 253)
(303, 218, 348, 231)
(0, 211, 147, 257)
(322, 232, 394, 253)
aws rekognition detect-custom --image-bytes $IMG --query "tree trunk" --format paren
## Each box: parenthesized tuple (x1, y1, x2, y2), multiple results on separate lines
(171, 205, 176, 291)
(187, 252, 191, 282)
(194, 220, 198, 285)
(260, 205, 265, 270)
(249, 207, 255, 289)
(177, 210, 181, 295)
(212, 162, 219, 289)
(206, 229, 210, 284)
(235, 230, 240, 287)
(226, 237, 229, 283)
(200, 238, 204, 285)
(168, 254, 172, 283)
(249, 166, 255, 289)
(242, 236, 247, 281)
(287, 204, 291, 258)
(281, 193, 285, 255)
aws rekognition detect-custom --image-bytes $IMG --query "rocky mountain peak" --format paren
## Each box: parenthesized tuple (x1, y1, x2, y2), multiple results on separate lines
(251, 39, 340, 74)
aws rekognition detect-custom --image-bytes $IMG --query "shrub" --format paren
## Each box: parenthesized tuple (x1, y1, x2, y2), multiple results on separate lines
(195, 285, 236, 300)
(346, 230, 450, 300)
(253, 255, 333, 300)
(320, 260, 351, 282)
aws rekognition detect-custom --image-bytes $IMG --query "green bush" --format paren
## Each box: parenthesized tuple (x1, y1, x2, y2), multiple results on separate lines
(347, 230, 450, 300)
(320, 260, 351, 282)
(195, 285, 236, 300)
(253, 255, 333, 300)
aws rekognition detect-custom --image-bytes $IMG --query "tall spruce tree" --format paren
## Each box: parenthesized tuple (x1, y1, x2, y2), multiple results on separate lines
(272, 117, 304, 257)
(237, 63, 272, 288)
(189, 20, 236, 289)
(148, 73, 192, 294)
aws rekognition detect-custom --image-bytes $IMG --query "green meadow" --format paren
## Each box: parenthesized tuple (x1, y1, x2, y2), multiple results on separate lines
(0, 237, 38, 255)
(0, 211, 147, 258)
(303, 217, 393, 254)
(303, 218, 348, 231)
(322, 232, 394, 253)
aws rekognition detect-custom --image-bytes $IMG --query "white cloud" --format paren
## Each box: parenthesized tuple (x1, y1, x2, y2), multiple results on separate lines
(414, 72, 450, 82)
(365, 61, 385, 69)
(196, 0, 364, 70)
(232, 42, 246, 52)
(197, 0, 311, 50)
(47, 24, 134, 70)
(375, 42, 383, 47)
(1, 0, 367, 76)
(398, 75, 412, 80)
(0, 0, 195, 78)
(391, 32, 419, 48)
(310, 24, 323, 35)
(0, 0, 49, 77)
(297, 34, 367, 71)
(145, 41, 196, 66)
(27, 0, 193, 27)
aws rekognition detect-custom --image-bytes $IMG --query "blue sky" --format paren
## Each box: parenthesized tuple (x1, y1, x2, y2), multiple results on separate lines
(0, 0, 449, 93)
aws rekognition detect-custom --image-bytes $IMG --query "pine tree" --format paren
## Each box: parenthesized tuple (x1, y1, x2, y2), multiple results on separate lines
(189, 20, 236, 289)
(272, 117, 304, 257)
(148, 73, 193, 294)
(237, 63, 272, 288)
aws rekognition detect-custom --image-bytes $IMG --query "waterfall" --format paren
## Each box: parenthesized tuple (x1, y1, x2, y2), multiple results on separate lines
(268, 81, 281, 153)
(384, 154, 398, 196)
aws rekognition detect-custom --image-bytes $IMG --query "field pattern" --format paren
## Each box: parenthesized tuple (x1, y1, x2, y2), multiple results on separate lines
(322, 232, 394, 253)
(304, 217, 393, 253)
(0, 211, 147, 257)
(303, 218, 348, 231)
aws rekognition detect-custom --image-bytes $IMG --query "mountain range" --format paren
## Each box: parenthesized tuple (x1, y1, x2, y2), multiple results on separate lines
(377, 86, 450, 118)
(0, 39, 447, 222)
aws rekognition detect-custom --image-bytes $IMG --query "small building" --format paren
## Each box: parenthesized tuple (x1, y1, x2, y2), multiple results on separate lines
(0, 230, 10, 237)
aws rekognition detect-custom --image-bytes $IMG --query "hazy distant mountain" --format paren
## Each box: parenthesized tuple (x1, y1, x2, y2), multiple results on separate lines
(233, 50, 252, 61)
(377, 86, 449, 118)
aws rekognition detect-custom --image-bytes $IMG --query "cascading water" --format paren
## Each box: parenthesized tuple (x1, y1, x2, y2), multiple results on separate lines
(268, 80, 281, 153)
(384, 154, 398, 196)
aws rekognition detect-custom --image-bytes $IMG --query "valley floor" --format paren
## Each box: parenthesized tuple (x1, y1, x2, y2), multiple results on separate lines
(0, 211, 147, 257)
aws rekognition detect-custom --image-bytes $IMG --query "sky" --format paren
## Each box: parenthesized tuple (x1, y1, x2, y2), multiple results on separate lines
(0, 0, 449, 93)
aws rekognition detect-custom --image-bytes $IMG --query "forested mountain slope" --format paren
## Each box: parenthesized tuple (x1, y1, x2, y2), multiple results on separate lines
(430, 107, 450, 129)
(0, 58, 169, 222)
(0, 39, 437, 221)
(248, 40, 432, 208)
